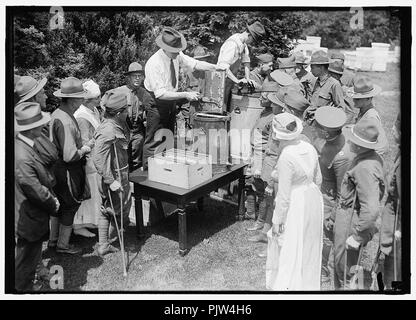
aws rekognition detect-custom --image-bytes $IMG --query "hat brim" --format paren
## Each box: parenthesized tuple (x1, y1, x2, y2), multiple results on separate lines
(270, 72, 294, 87)
(156, 33, 187, 53)
(342, 124, 386, 150)
(193, 54, 211, 60)
(351, 85, 382, 99)
(53, 89, 88, 98)
(272, 116, 303, 141)
(310, 61, 330, 65)
(246, 23, 262, 42)
(15, 111, 51, 132)
(328, 67, 343, 75)
(18, 78, 47, 103)
(268, 93, 286, 108)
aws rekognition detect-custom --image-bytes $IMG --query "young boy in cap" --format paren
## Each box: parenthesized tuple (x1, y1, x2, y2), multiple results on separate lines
(93, 89, 132, 256)
(313, 106, 355, 282)
(333, 118, 386, 289)
(249, 53, 274, 90)
(15, 102, 60, 291)
(351, 75, 388, 157)
(49, 77, 93, 255)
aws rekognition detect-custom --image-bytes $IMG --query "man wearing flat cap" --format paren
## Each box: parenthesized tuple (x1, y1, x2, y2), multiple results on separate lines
(93, 89, 132, 256)
(333, 118, 386, 289)
(294, 51, 316, 101)
(143, 27, 221, 169)
(114, 62, 152, 171)
(49, 77, 93, 255)
(217, 21, 266, 108)
(249, 53, 274, 90)
(313, 106, 354, 282)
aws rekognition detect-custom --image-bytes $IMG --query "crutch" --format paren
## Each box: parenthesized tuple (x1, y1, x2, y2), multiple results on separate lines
(107, 189, 127, 277)
(393, 198, 400, 282)
(349, 244, 365, 290)
(111, 142, 128, 277)
(344, 191, 357, 290)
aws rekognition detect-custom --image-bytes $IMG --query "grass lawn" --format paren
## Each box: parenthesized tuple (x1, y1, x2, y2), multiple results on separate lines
(39, 62, 400, 292)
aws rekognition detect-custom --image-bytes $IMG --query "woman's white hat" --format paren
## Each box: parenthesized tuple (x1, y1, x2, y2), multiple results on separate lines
(271, 112, 303, 141)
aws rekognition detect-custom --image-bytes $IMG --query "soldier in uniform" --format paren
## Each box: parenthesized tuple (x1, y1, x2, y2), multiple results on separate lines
(294, 51, 316, 101)
(328, 61, 356, 124)
(115, 62, 153, 171)
(313, 106, 355, 282)
(330, 52, 355, 88)
(249, 53, 274, 90)
(333, 119, 386, 289)
(277, 55, 306, 98)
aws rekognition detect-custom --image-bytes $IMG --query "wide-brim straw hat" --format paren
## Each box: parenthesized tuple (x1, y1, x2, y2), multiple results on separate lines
(192, 46, 211, 59)
(272, 112, 303, 141)
(53, 77, 87, 98)
(351, 76, 382, 99)
(155, 27, 187, 53)
(15, 101, 51, 132)
(15, 76, 47, 103)
(342, 118, 387, 149)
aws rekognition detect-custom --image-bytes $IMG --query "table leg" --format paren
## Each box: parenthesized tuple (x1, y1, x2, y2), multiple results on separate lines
(237, 176, 245, 221)
(197, 197, 204, 212)
(178, 203, 189, 256)
(133, 185, 146, 239)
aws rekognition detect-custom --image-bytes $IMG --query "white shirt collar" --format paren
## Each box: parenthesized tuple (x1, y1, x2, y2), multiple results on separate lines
(18, 133, 35, 148)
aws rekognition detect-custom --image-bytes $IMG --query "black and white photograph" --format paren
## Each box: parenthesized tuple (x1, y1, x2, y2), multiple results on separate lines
(3, 1, 411, 297)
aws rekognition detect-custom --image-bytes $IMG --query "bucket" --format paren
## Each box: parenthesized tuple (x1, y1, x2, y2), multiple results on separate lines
(191, 112, 231, 166)
(229, 93, 263, 163)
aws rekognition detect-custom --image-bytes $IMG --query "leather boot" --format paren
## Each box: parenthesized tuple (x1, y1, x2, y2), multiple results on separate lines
(244, 192, 256, 220)
(48, 216, 59, 249)
(56, 224, 82, 254)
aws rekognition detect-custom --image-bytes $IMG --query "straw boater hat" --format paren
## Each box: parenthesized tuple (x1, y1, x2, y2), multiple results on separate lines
(271, 112, 303, 141)
(315, 106, 346, 131)
(156, 27, 187, 53)
(342, 118, 386, 150)
(351, 76, 381, 99)
(15, 76, 47, 103)
(328, 60, 344, 75)
(269, 70, 294, 87)
(53, 77, 87, 98)
(246, 21, 266, 42)
(15, 102, 51, 132)
(124, 62, 143, 76)
(310, 50, 330, 65)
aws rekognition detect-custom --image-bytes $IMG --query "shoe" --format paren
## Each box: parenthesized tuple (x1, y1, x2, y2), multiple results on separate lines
(56, 244, 82, 255)
(246, 221, 264, 231)
(47, 241, 57, 250)
(244, 212, 256, 220)
(257, 249, 267, 258)
(248, 232, 267, 243)
(73, 227, 96, 238)
(97, 243, 119, 256)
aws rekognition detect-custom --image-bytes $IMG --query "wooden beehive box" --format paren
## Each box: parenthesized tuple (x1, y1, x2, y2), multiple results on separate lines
(148, 149, 213, 189)
(199, 70, 227, 114)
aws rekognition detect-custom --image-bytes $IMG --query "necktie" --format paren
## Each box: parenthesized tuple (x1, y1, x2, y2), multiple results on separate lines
(170, 59, 177, 88)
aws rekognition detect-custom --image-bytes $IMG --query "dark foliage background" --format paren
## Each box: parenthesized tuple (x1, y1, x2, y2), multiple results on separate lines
(13, 8, 400, 111)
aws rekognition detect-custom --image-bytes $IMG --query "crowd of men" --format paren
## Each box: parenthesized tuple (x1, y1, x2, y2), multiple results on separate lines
(14, 21, 401, 291)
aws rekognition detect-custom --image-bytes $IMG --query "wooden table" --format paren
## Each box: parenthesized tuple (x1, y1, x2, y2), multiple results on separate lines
(129, 164, 247, 256)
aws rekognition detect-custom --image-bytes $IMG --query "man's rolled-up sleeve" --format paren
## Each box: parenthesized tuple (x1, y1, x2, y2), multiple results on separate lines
(145, 60, 168, 99)
(217, 41, 236, 69)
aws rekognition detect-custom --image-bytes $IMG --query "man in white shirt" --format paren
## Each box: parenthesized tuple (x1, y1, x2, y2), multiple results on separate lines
(217, 21, 266, 108)
(143, 27, 222, 169)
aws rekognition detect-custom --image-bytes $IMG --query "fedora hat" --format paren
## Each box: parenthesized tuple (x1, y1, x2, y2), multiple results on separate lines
(310, 50, 330, 65)
(247, 21, 266, 42)
(15, 76, 47, 103)
(351, 76, 381, 99)
(256, 53, 274, 64)
(272, 112, 303, 141)
(53, 77, 87, 98)
(15, 102, 50, 132)
(277, 56, 296, 69)
(156, 27, 187, 53)
(124, 62, 143, 75)
(315, 106, 346, 131)
(101, 89, 128, 115)
(268, 91, 286, 108)
(270, 70, 294, 87)
(192, 46, 211, 60)
(294, 52, 310, 64)
(282, 88, 310, 112)
(343, 118, 386, 150)
(328, 60, 344, 75)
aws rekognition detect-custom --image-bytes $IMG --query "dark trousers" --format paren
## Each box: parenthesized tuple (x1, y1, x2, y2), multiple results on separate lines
(224, 78, 235, 111)
(15, 238, 43, 292)
(142, 102, 176, 170)
(129, 131, 145, 171)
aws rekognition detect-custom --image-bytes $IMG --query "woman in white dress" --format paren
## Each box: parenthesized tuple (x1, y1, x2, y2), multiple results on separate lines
(72, 80, 102, 237)
(266, 112, 324, 290)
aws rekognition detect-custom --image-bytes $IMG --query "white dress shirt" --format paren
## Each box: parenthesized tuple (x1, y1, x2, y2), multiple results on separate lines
(144, 49, 198, 99)
(217, 33, 251, 75)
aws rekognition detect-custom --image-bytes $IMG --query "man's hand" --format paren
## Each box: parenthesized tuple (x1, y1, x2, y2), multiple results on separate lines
(324, 218, 334, 232)
(109, 180, 122, 192)
(215, 64, 227, 71)
(346, 235, 361, 250)
(265, 185, 274, 197)
(80, 145, 91, 155)
(185, 91, 200, 102)
(246, 79, 256, 88)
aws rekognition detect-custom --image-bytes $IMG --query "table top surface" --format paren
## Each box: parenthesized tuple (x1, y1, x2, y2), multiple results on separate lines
(129, 163, 246, 196)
